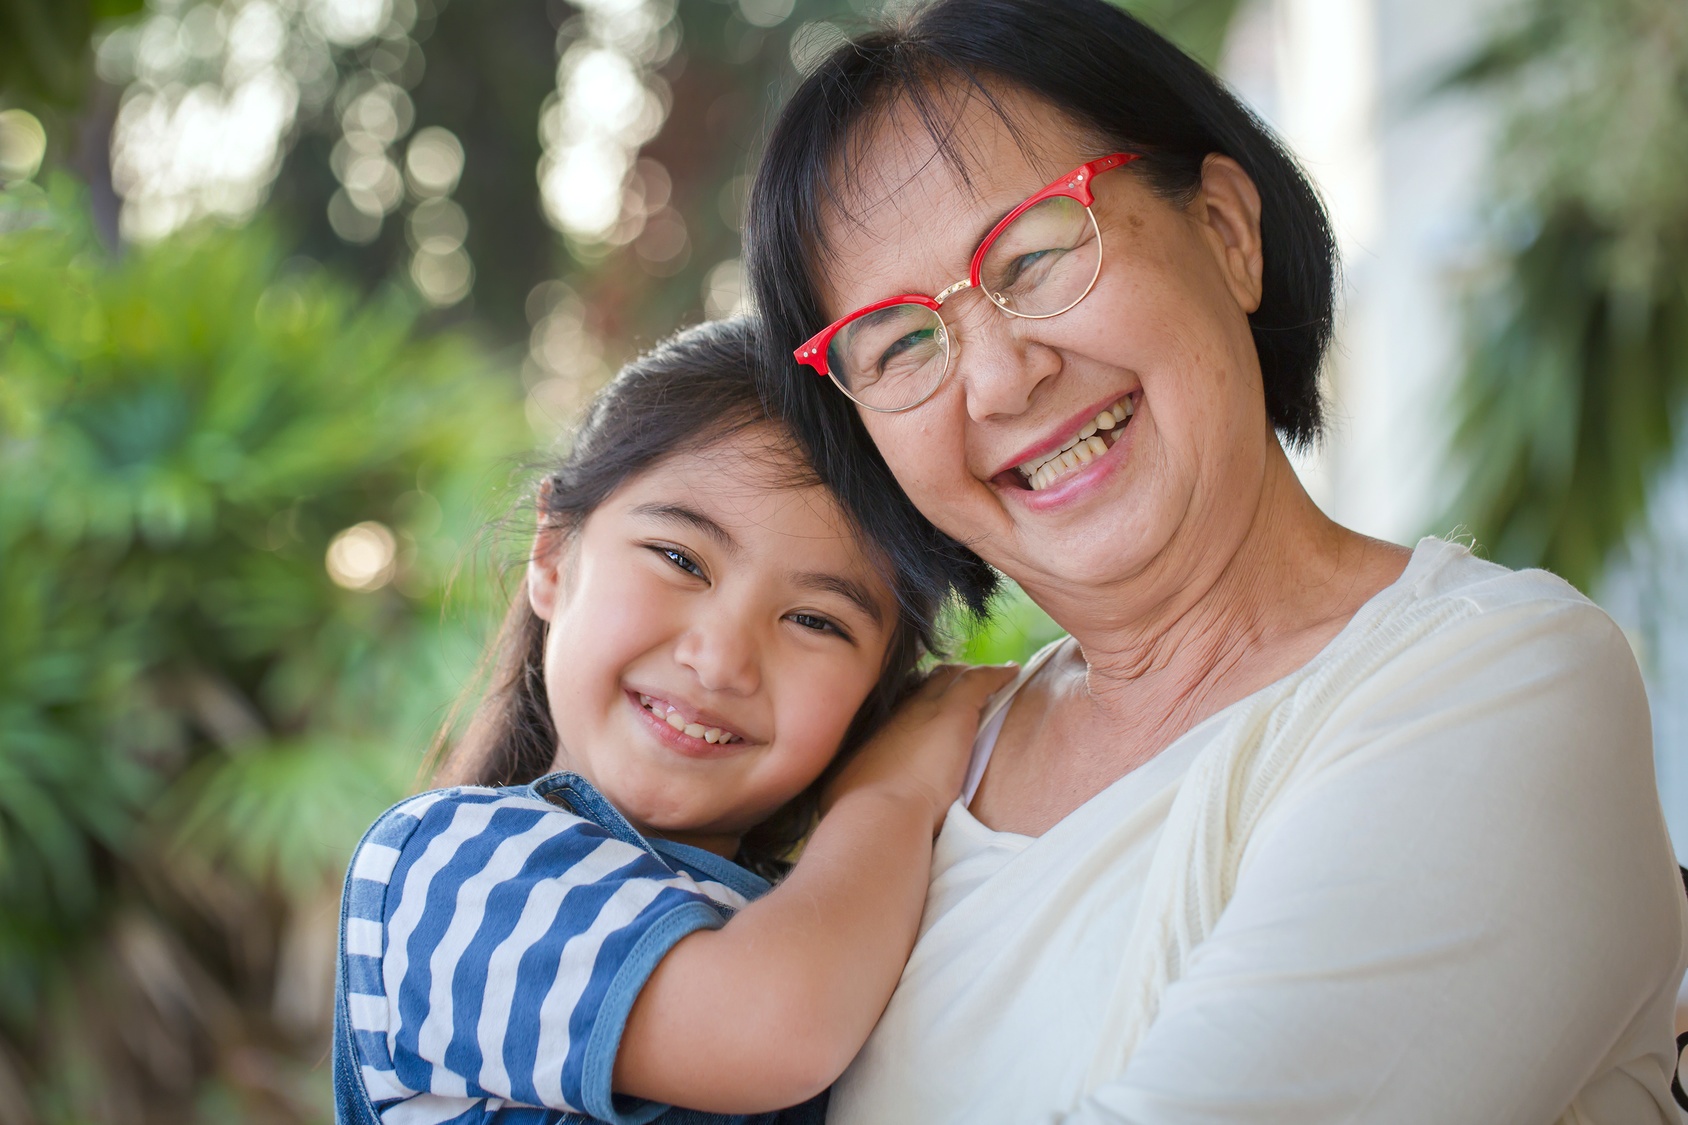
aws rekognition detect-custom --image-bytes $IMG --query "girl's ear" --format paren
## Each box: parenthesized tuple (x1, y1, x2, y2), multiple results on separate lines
(527, 521, 569, 622)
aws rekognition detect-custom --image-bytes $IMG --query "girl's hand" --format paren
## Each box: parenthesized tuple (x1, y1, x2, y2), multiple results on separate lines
(822, 663, 1019, 834)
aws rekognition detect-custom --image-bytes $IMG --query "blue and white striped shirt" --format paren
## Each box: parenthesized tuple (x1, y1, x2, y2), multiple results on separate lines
(333, 771, 824, 1125)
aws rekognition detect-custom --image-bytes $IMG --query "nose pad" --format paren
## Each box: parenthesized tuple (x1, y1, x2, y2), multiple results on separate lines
(950, 298, 1062, 420)
(672, 621, 761, 696)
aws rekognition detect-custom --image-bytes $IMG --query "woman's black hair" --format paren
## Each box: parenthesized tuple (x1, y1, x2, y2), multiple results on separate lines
(743, 0, 1337, 580)
(432, 317, 938, 877)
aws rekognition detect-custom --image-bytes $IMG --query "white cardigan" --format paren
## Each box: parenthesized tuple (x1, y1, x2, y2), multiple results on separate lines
(830, 538, 1687, 1125)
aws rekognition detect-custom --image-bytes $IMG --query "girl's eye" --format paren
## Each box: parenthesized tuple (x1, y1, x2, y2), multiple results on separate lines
(789, 612, 849, 640)
(655, 546, 705, 578)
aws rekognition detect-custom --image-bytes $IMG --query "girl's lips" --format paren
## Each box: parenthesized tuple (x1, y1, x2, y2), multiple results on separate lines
(624, 690, 751, 760)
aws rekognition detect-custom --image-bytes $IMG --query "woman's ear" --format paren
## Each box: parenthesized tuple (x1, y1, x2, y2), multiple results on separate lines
(1190, 153, 1265, 315)
(527, 521, 569, 623)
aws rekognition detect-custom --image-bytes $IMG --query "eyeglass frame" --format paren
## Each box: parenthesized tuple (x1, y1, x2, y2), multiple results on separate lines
(792, 152, 1140, 413)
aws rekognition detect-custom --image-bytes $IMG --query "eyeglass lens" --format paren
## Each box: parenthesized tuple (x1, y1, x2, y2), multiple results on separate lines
(829, 196, 1102, 411)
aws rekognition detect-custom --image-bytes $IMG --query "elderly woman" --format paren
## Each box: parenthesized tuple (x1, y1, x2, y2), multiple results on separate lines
(741, 0, 1687, 1121)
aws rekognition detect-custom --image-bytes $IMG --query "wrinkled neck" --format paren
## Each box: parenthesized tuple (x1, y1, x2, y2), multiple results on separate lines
(1024, 443, 1357, 725)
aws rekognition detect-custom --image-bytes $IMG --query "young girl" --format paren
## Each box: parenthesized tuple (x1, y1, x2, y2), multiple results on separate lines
(332, 318, 1011, 1124)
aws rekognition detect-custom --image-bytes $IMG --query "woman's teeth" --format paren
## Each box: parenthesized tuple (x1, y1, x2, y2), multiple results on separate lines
(1016, 398, 1135, 491)
(637, 694, 739, 745)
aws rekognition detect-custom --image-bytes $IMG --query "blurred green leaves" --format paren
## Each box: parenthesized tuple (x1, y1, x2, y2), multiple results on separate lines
(1116, 0, 1246, 68)
(0, 178, 528, 1116)
(0, 0, 143, 108)
(1439, 0, 1688, 590)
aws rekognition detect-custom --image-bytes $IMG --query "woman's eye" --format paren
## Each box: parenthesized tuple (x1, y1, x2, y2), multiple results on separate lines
(655, 546, 705, 578)
(1001, 248, 1057, 288)
(878, 328, 926, 367)
(877, 325, 943, 375)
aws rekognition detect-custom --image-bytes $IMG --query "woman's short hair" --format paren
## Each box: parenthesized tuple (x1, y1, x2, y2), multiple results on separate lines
(745, 0, 1337, 594)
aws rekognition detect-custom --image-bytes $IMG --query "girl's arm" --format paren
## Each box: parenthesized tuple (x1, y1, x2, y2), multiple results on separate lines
(612, 663, 1016, 1114)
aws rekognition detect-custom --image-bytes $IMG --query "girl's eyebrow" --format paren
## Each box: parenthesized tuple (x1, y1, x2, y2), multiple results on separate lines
(630, 502, 738, 552)
(790, 571, 887, 629)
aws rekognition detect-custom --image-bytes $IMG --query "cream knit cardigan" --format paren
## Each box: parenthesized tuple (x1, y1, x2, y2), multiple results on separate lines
(831, 539, 1687, 1125)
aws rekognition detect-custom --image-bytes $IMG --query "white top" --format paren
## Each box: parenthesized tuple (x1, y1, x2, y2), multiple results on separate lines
(830, 538, 1688, 1125)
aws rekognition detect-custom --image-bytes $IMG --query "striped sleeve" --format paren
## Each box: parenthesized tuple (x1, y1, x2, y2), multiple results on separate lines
(340, 786, 737, 1124)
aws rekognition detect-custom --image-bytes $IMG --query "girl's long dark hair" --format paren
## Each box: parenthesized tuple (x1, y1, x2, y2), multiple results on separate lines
(432, 318, 941, 876)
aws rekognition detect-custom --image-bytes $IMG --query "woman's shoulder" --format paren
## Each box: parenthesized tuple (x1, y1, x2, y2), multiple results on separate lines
(1279, 535, 1651, 783)
(1393, 535, 1602, 617)
(1287, 539, 1653, 790)
(1365, 536, 1630, 667)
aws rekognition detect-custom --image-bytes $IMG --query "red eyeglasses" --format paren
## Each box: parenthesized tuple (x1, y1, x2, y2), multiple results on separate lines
(794, 153, 1138, 412)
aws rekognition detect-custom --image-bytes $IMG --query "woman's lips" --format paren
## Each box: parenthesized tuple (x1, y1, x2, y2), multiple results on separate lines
(1013, 396, 1135, 491)
(997, 400, 1137, 509)
(989, 392, 1141, 494)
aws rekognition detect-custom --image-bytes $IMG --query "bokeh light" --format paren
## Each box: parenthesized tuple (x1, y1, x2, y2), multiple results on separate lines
(702, 257, 746, 318)
(790, 20, 847, 74)
(738, 0, 796, 28)
(0, 110, 48, 182)
(405, 126, 463, 196)
(411, 242, 473, 306)
(325, 521, 398, 590)
(537, 0, 678, 247)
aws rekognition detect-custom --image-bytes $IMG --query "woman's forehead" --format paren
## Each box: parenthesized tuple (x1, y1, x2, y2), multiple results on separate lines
(817, 84, 1092, 311)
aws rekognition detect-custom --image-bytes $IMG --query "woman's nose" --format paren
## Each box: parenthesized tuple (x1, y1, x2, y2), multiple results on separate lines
(953, 305, 1062, 421)
(672, 618, 762, 696)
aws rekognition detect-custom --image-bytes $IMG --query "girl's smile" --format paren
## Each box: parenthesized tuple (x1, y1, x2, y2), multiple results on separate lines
(628, 688, 750, 755)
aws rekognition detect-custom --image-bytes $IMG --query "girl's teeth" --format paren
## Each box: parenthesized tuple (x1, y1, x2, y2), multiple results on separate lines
(640, 694, 736, 745)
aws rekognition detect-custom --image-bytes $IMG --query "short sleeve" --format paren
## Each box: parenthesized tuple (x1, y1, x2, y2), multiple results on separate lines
(1054, 594, 1686, 1124)
(341, 786, 732, 1124)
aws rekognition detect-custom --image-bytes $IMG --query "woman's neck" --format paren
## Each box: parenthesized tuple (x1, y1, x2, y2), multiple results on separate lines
(1025, 444, 1405, 732)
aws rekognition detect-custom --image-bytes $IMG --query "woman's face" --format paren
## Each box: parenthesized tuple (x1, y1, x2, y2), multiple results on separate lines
(816, 88, 1272, 605)
(527, 428, 895, 856)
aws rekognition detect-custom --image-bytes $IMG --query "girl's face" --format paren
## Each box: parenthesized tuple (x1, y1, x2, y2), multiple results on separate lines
(528, 426, 897, 856)
(815, 87, 1271, 608)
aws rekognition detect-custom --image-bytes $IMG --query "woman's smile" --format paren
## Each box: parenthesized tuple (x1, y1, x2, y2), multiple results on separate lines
(991, 389, 1142, 499)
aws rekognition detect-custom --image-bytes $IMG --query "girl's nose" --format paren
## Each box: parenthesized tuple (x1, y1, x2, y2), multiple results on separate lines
(672, 619, 761, 696)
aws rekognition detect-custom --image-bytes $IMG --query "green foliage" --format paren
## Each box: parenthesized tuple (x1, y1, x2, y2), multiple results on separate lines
(1114, 0, 1246, 68)
(953, 583, 1065, 666)
(1438, 0, 1688, 590)
(0, 0, 143, 108)
(0, 178, 529, 1119)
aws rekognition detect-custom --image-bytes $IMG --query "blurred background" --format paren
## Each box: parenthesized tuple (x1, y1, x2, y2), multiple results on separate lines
(0, 0, 1683, 1118)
